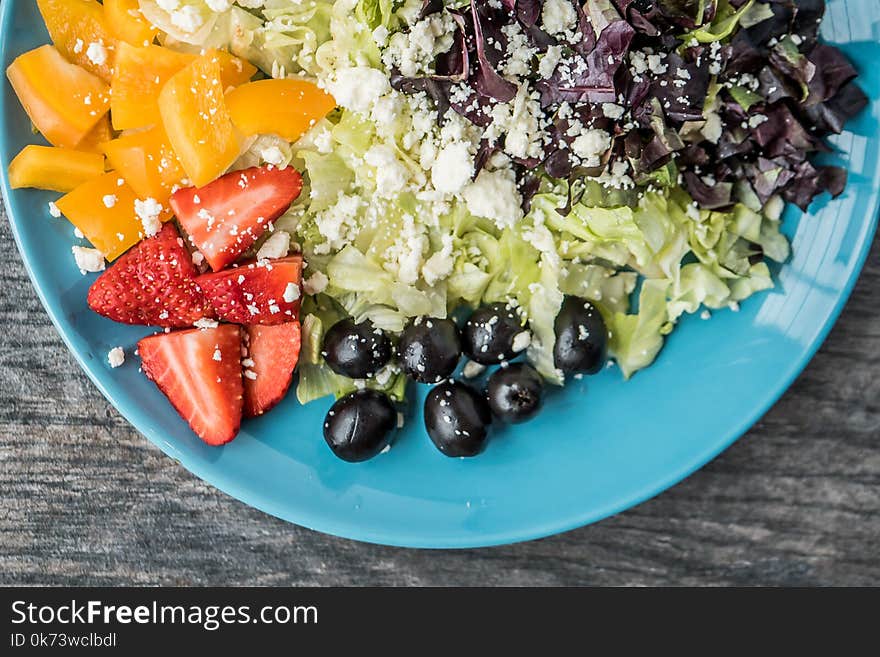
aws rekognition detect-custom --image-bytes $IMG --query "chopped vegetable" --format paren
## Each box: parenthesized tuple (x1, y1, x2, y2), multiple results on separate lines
(8, 145, 105, 193)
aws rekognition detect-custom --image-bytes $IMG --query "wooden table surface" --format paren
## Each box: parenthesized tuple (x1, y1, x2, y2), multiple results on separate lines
(1, 204, 878, 587)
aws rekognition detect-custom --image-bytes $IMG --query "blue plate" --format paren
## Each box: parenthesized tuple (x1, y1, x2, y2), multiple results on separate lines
(2, 0, 878, 548)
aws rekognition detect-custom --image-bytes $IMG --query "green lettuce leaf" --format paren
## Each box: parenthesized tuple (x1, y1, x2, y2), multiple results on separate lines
(608, 279, 671, 379)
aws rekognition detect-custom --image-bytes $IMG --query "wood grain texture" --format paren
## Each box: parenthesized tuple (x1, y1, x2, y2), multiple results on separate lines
(0, 204, 877, 587)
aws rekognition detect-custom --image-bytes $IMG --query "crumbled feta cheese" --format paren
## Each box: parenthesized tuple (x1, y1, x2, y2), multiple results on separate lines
(462, 169, 524, 229)
(382, 13, 454, 78)
(500, 22, 536, 77)
(73, 39, 84, 54)
(256, 230, 290, 260)
(72, 246, 105, 274)
(571, 128, 611, 166)
(431, 142, 473, 194)
(629, 50, 648, 75)
(462, 360, 486, 379)
(422, 233, 455, 285)
(372, 25, 390, 47)
(74, 227, 85, 239)
(646, 53, 668, 74)
(107, 347, 125, 368)
(364, 144, 410, 197)
(169, 5, 204, 33)
(302, 271, 328, 296)
(260, 145, 286, 167)
(156, 0, 179, 11)
(86, 42, 108, 67)
(313, 193, 362, 253)
(383, 213, 427, 285)
(134, 198, 163, 237)
(283, 282, 301, 303)
(542, 0, 577, 36)
(102, 194, 118, 209)
(374, 364, 395, 386)
(313, 128, 333, 154)
(602, 103, 625, 119)
(47, 202, 62, 218)
(204, 0, 231, 12)
(326, 67, 390, 114)
(512, 331, 532, 353)
(213, 348, 223, 362)
(194, 318, 219, 329)
(538, 45, 563, 78)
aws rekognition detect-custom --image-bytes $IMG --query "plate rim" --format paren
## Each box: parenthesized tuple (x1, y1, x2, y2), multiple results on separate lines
(1, 0, 877, 548)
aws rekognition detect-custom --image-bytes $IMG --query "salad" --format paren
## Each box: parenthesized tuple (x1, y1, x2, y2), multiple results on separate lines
(5, 0, 865, 461)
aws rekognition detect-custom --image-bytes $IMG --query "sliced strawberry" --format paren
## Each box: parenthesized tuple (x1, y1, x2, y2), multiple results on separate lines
(170, 165, 303, 271)
(138, 325, 244, 446)
(195, 255, 303, 325)
(242, 321, 301, 417)
(87, 223, 213, 327)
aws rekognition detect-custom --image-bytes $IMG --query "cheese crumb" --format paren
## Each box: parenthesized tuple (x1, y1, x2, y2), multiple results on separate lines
(542, 0, 577, 36)
(102, 194, 118, 209)
(302, 271, 328, 296)
(571, 128, 611, 166)
(256, 230, 290, 260)
(72, 246, 105, 274)
(431, 142, 474, 194)
(462, 360, 486, 379)
(326, 67, 390, 114)
(107, 347, 125, 368)
(134, 198, 164, 237)
(512, 331, 532, 353)
(282, 282, 301, 303)
(204, 0, 231, 11)
(462, 169, 524, 229)
(194, 318, 219, 329)
(48, 202, 62, 218)
(364, 144, 410, 197)
(86, 42, 107, 66)
(260, 145, 286, 167)
(169, 5, 204, 33)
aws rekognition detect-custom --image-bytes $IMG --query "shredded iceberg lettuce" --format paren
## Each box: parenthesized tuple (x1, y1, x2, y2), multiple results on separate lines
(131, 0, 794, 403)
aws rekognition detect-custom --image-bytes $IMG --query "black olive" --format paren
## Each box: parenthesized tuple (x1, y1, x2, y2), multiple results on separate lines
(486, 363, 544, 423)
(323, 390, 397, 462)
(553, 296, 608, 375)
(322, 319, 391, 379)
(632, 0, 653, 13)
(461, 303, 529, 365)
(424, 381, 492, 457)
(397, 317, 461, 383)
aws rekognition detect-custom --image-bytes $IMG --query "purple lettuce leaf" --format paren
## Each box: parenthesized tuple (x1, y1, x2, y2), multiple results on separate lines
(537, 20, 634, 105)
(469, 0, 517, 102)
(804, 43, 859, 106)
(683, 171, 733, 209)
